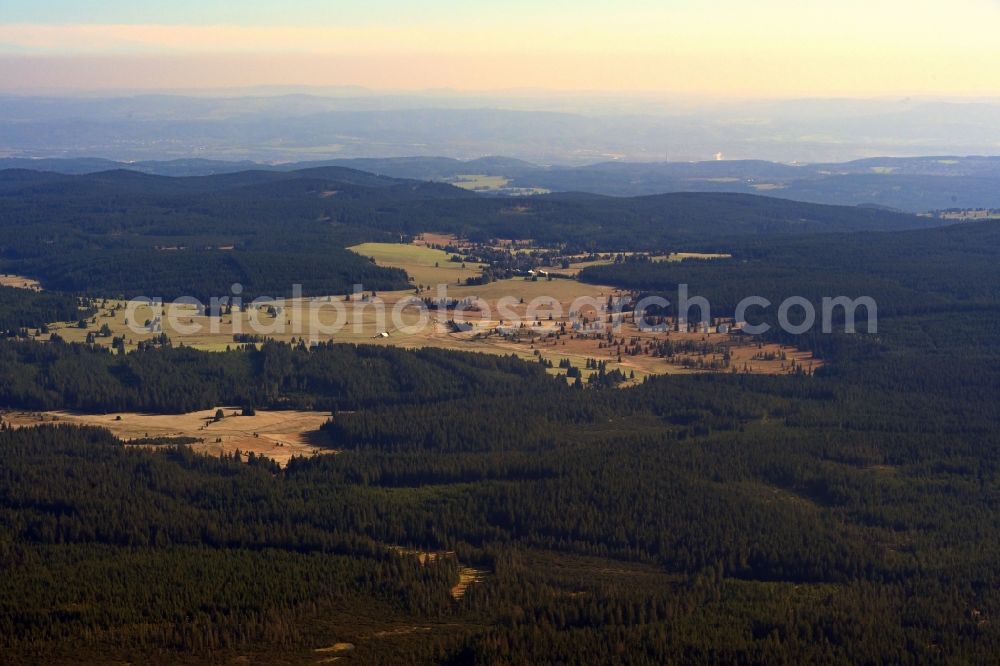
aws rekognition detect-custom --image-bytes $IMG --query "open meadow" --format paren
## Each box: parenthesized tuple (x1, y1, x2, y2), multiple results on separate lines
(0, 273, 43, 291)
(34, 238, 817, 385)
(445, 174, 510, 191)
(1, 408, 336, 467)
(349, 241, 485, 286)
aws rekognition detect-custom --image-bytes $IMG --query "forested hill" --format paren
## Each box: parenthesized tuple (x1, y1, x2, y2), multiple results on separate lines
(0, 167, 933, 242)
(0, 167, 452, 301)
(580, 218, 1000, 318)
(5, 305, 1000, 660)
(0, 166, 938, 299)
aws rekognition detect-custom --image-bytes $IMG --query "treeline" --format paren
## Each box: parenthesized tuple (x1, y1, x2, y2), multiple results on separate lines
(0, 286, 85, 335)
(358, 191, 930, 249)
(13, 248, 410, 302)
(0, 169, 427, 300)
(0, 338, 557, 414)
(580, 220, 1000, 318)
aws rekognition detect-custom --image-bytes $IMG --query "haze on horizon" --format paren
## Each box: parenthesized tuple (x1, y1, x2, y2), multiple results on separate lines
(2, 0, 1000, 97)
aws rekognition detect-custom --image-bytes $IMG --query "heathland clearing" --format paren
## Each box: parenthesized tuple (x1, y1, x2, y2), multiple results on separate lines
(446, 174, 510, 191)
(349, 242, 484, 286)
(0, 274, 42, 291)
(34, 238, 816, 382)
(658, 252, 733, 262)
(2, 408, 335, 467)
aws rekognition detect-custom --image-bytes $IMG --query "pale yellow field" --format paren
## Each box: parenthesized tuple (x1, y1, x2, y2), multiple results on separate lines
(658, 252, 732, 262)
(2, 408, 335, 467)
(446, 174, 510, 191)
(0, 274, 42, 291)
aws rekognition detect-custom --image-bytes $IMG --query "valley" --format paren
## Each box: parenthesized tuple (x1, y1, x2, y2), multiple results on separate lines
(0, 164, 997, 665)
(29, 235, 817, 385)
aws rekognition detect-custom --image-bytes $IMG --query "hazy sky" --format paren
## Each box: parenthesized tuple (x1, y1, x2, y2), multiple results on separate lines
(2, 0, 1000, 95)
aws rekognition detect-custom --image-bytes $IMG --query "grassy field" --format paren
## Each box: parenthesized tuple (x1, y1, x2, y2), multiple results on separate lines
(3, 408, 335, 467)
(0, 274, 42, 291)
(349, 242, 485, 286)
(446, 174, 510, 191)
(658, 252, 733, 262)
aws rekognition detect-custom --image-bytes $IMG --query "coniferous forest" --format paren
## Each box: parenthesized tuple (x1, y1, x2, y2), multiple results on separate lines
(1, 168, 1000, 663)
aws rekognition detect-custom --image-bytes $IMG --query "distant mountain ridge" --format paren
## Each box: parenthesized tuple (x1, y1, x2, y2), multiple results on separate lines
(0, 165, 939, 248)
(4, 155, 1000, 212)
